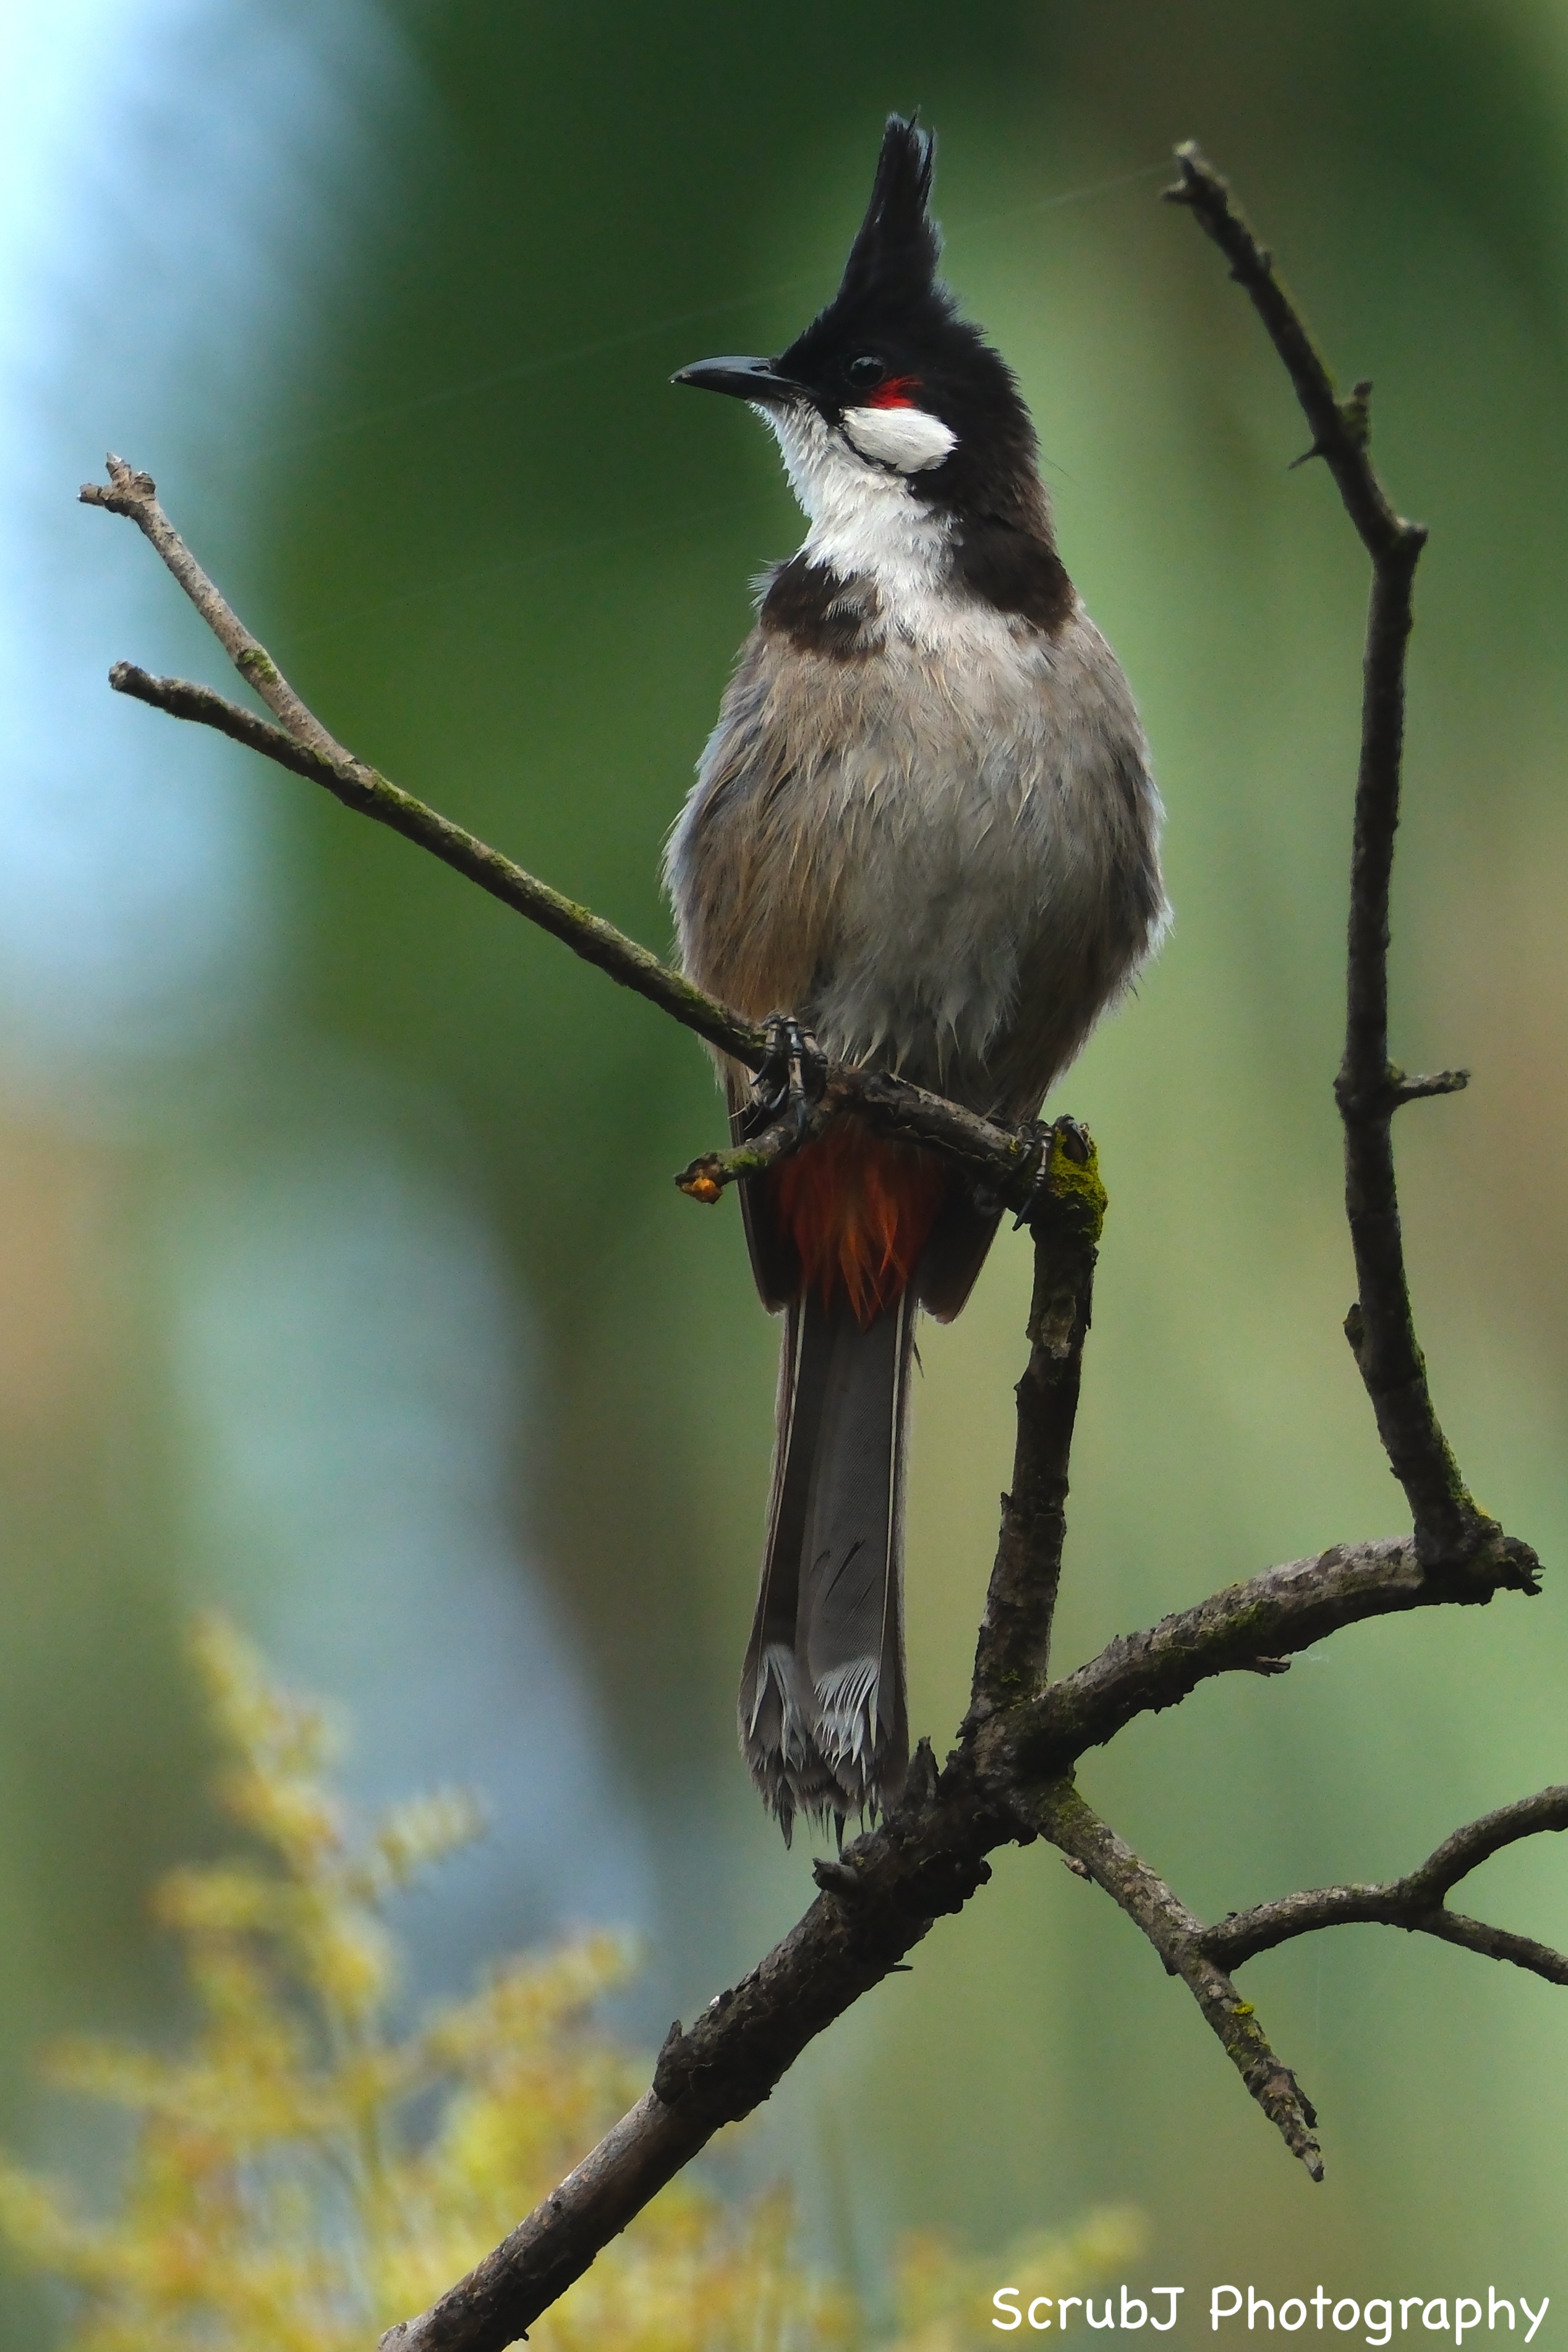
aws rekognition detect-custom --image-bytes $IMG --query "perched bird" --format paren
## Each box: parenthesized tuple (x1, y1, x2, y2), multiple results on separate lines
(666, 117, 1167, 1840)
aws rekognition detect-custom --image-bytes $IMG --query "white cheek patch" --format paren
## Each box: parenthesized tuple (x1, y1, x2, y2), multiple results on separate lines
(841, 404, 958, 473)
(762, 401, 957, 613)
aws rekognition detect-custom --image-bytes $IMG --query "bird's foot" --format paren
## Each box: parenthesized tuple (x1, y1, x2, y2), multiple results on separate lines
(740, 1013, 828, 1142)
(1012, 1114, 1094, 1229)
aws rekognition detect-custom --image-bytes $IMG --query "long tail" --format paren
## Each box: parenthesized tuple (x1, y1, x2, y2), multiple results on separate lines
(738, 1285, 914, 1839)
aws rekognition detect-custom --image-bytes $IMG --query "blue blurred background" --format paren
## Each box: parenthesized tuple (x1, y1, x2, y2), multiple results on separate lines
(4, 0, 1568, 2339)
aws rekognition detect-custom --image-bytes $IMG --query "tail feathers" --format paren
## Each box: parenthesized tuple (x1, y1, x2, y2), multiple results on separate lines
(739, 1289, 913, 1839)
(742, 1643, 853, 1834)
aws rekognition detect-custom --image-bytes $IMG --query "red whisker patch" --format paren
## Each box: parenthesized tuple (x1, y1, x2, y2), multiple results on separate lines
(867, 374, 921, 410)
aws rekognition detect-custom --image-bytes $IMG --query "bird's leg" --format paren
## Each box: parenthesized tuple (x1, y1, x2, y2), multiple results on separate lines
(740, 1013, 828, 1142)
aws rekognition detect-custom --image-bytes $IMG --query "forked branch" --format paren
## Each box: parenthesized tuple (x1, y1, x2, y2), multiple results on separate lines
(103, 650, 762, 1067)
(1204, 1786, 1568, 1982)
(87, 466, 1046, 1206)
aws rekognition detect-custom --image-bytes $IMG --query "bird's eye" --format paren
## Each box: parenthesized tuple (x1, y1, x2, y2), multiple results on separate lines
(846, 356, 886, 388)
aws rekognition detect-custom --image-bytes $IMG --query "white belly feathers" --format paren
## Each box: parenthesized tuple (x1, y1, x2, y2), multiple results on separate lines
(667, 602, 1165, 1115)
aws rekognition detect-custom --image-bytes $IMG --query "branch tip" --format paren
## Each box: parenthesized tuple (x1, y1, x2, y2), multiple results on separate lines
(79, 451, 157, 515)
(1392, 1066, 1469, 1107)
(673, 1158, 725, 1204)
(1035, 1782, 1324, 2177)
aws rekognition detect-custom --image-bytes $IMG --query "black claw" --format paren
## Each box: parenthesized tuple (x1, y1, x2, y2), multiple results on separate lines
(741, 1013, 828, 1140)
(1012, 1120, 1056, 1230)
(739, 1012, 793, 1133)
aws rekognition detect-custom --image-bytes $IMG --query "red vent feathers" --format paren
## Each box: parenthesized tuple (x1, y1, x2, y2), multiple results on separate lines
(771, 1123, 947, 1324)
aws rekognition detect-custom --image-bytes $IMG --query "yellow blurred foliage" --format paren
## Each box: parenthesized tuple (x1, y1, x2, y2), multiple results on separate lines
(0, 1617, 1140, 2352)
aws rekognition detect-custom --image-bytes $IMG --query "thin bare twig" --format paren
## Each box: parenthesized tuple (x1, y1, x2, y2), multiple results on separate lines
(1204, 1787, 1568, 1982)
(103, 656, 767, 1067)
(676, 1062, 1046, 1206)
(82, 458, 358, 765)
(101, 646, 1047, 1205)
(1165, 145, 1489, 1568)
(1035, 1781, 1323, 2177)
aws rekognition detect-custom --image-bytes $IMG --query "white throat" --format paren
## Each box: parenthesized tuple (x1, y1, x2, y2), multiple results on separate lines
(761, 400, 957, 607)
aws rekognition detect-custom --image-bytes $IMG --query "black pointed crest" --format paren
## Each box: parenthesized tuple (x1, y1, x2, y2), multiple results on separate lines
(836, 115, 939, 311)
(765, 113, 1057, 564)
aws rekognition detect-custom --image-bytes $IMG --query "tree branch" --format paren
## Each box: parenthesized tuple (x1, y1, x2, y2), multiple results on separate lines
(104, 656, 767, 1066)
(1165, 146, 1490, 1568)
(1010, 1531, 1540, 1780)
(379, 1750, 1008, 2352)
(82, 456, 359, 765)
(1034, 1781, 1323, 2178)
(97, 646, 1044, 1206)
(675, 1061, 1045, 1208)
(1204, 1787, 1568, 1982)
(965, 1120, 1105, 1724)
(360, 151, 1551, 2352)
(77, 148, 1557, 2352)
(374, 1512, 1546, 2352)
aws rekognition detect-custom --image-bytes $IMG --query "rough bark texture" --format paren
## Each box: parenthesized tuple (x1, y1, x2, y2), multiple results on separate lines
(1164, 148, 1488, 1568)
(1034, 1782, 1323, 2178)
(966, 1121, 1104, 1721)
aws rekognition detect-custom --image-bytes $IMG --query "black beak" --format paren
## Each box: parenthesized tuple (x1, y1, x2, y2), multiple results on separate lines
(671, 355, 804, 404)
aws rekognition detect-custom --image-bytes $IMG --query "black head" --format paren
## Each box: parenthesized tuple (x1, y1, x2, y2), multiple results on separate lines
(674, 116, 1048, 533)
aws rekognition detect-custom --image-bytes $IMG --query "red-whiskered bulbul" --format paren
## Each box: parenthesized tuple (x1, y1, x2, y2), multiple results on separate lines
(667, 117, 1167, 1840)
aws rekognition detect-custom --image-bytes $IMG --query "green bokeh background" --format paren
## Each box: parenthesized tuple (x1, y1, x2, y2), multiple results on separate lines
(7, 0, 1568, 2340)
